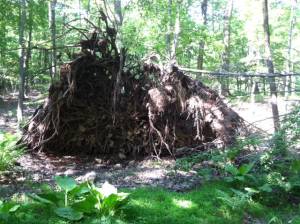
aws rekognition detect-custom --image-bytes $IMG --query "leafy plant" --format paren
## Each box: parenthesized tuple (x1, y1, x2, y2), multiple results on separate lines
(217, 189, 252, 210)
(0, 132, 23, 171)
(224, 162, 255, 183)
(0, 199, 21, 223)
(29, 176, 129, 221)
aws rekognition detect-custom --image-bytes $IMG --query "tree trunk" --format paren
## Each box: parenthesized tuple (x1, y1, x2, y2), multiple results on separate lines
(49, 0, 57, 81)
(78, 0, 82, 24)
(166, 0, 172, 58)
(25, 7, 33, 95)
(220, 0, 233, 96)
(17, 0, 26, 123)
(262, 0, 280, 131)
(170, 3, 180, 60)
(114, 0, 123, 25)
(286, 0, 297, 96)
(112, 0, 123, 123)
(197, 0, 208, 71)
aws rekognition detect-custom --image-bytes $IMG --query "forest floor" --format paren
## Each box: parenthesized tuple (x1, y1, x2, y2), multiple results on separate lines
(0, 90, 44, 134)
(228, 95, 300, 134)
(0, 91, 300, 198)
(1, 91, 300, 223)
(0, 152, 202, 198)
(0, 91, 298, 196)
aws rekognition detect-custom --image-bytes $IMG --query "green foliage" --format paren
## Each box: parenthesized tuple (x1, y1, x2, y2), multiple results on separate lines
(175, 112, 300, 214)
(1, 177, 300, 223)
(0, 132, 23, 171)
(27, 176, 129, 221)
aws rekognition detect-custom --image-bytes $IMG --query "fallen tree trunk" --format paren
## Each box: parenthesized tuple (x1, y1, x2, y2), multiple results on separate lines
(22, 22, 246, 158)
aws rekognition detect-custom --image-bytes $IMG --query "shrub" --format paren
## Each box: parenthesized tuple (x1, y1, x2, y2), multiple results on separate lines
(28, 176, 129, 221)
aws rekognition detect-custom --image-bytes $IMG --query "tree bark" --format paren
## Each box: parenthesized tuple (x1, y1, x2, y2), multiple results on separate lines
(17, 0, 26, 123)
(49, 0, 57, 81)
(112, 0, 123, 123)
(25, 6, 33, 95)
(197, 0, 208, 71)
(114, 0, 123, 25)
(262, 0, 280, 131)
(166, 0, 172, 58)
(78, 0, 82, 24)
(286, 0, 297, 96)
(170, 3, 180, 60)
(220, 0, 233, 96)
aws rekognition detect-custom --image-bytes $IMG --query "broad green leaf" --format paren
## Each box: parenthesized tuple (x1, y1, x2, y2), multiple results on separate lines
(71, 194, 98, 213)
(258, 184, 272, 193)
(8, 204, 20, 213)
(69, 182, 91, 197)
(102, 194, 119, 214)
(36, 192, 63, 206)
(102, 193, 129, 215)
(28, 194, 55, 205)
(54, 207, 83, 221)
(238, 163, 254, 175)
(0, 202, 20, 213)
(55, 176, 77, 192)
(235, 176, 245, 181)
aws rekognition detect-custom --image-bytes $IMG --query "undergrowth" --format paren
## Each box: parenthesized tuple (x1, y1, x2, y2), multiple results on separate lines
(0, 176, 128, 224)
(1, 106, 300, 223)
(0, 132, 23, 171)
(175, 105, 300, 223)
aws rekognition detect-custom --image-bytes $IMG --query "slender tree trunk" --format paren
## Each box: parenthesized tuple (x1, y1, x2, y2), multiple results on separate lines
(17, 0, 26, 123)
(86, 0, 91, 18)
(166, 0, 172, 58)
(114, 0, 123, 25)
(170, 3, 180, 60)
(87, 0, 91, 13)
(112, 0, 123, 123)
(197, 0, 208, 71)
(262, 0, 280, 131)
(25, 7, 33, 95)
(211, 0, 215, 32)
(0, 13, 6, 65)
(49, 0, 57, 81)
(220, 0, 233, 96)
(286, 0, 297, 96)
(78, 0, 82, 24)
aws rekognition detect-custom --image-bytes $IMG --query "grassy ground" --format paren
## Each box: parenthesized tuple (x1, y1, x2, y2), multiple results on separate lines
(1, 181, 300, 224)
(123, 183, 300, 224)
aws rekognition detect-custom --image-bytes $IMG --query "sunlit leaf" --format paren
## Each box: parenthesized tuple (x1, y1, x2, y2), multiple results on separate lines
(54, 207, 83, 221)
(55, 176, 77, 192)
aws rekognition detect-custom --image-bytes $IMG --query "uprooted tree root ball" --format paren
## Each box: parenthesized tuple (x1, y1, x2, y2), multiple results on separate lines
(22, 23, 246, 158)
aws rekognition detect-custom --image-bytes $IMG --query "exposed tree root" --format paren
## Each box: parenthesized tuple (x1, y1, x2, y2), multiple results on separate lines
(22, 20, 247, 158)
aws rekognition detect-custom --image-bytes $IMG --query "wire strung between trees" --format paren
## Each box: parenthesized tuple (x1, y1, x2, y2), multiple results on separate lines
(179, 67, 300, 77)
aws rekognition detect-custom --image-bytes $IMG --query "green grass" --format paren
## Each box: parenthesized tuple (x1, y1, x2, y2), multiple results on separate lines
(123, 183, 300, 224)
(1, 181, 300, 224)
(124, 182, 242, 224)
